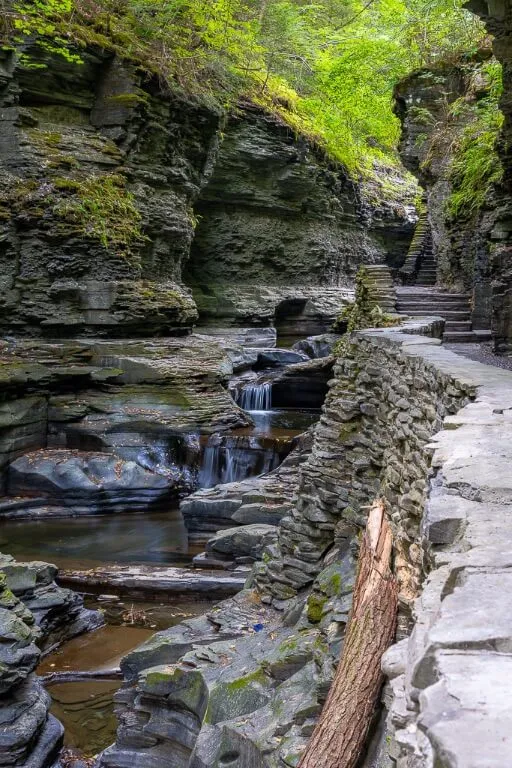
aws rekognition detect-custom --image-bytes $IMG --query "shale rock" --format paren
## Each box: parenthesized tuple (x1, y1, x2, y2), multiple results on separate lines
(206, 524, 278, 563)
(292, 334, 342, 359)
(0, 554, 102, 767)
(7, 450, 174, 515)
(187, 105, 416, 328)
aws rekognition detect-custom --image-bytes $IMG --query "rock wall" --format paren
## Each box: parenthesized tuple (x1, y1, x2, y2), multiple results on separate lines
(468, 0, 512, 352)
(0, 45, 219, 336)
(186, 105, 415, 327)
(0, 44, 416, 338)
(0, 556, 102, 768)
(394, 58, 497, 330)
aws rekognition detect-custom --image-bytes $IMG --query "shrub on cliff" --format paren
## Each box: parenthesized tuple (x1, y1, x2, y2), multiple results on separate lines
(4, 0, 489, 176)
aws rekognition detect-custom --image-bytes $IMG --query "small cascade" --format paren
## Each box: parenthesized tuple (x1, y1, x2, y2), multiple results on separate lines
(198, 433, 285, 489)
(237, 381, 272, 411)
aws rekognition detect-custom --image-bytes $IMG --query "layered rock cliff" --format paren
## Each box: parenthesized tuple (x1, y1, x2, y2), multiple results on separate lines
(394, 56, 499, 331)
(0, 43, 416, 338)
(468, 0, 512, 353)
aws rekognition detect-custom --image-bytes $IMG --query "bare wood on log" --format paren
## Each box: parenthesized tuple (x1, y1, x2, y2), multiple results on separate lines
(42, 669, 122, 686)
(299, 499, 398, 768)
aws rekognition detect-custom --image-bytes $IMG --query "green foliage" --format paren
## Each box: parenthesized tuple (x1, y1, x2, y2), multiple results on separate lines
(446, 61, 504, 219)
(6, 0, 490, 176)
(53, 173, 147, 262)
(333, 266, 401, 356)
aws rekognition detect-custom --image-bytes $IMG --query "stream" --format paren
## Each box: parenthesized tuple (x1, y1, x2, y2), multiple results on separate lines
(0, 334, 326, 759)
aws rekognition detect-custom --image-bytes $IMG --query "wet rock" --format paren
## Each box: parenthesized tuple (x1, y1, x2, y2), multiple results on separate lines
(206, 525, 279, 563)
(57, 564, 246, 600)
(196, 327, 277, 350)
(0, 550, 99, 768)
(255, 349, 309, 367)
(271, 356, 334, 409)
(0, 676, 62, 767)
(0, 555, 104, 654)
(7, 450, 174, 516)
(292, 334, 341, 359)
(181, 431, 313, 535)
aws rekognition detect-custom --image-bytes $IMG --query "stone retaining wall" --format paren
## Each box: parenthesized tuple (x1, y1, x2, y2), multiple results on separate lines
(257, 317, 512, 765)
(256, 316, 457, 624)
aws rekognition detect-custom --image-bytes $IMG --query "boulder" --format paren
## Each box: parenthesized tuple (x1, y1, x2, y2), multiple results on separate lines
(206, 525, 278, 562)
(256, 349, 309, 367)
(7, 449, 174, 515)
(293, 333, 341, 359)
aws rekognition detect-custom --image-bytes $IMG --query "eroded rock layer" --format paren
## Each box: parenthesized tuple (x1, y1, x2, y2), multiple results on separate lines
(0, 556, 102, 767)
(0, 42, 416, 337)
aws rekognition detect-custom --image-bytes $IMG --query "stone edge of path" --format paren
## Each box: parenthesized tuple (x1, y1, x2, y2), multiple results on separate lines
(359, 320, 512, 767)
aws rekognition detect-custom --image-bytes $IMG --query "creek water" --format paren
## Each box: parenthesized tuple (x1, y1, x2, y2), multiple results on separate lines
(1, 510, 192, 571)
(1, 336, 324, 760)
(38, 598, 212, 754)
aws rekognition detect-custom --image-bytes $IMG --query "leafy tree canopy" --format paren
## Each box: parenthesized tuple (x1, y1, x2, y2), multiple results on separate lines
(3, 0, 491, 174)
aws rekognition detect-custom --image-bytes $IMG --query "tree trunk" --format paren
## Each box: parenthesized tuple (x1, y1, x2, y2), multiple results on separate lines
(299, 500, 398, 768)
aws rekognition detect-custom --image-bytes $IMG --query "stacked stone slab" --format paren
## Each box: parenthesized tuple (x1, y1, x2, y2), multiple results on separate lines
(255, 317, 469, 617)
(0, 556, 102, 767)
(364, 264, 397, 313)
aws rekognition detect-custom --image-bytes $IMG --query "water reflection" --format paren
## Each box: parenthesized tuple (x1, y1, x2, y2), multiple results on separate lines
(0, 510, 190, 571)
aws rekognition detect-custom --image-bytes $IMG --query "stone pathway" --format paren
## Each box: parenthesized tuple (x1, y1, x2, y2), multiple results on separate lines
(444, 341, 512, 370)
(396, 286, 492, 343)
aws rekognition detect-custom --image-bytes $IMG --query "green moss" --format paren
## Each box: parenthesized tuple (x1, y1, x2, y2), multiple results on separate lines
(53, 172, 147, 264)
(333, 266, 401, 356)
(306, 593, 327, 623)
(106, 92, 150, 108)
(338, 421, 358, 442)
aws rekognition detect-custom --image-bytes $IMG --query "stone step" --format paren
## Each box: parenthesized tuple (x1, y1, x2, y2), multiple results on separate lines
(444, 321, 472, 332)
(397, 303, 471, 312)
(400, 310, 471, 320)
(397, 291, 471, 301)
(473, 329, 493, 341)
(443, 331, 478, 343)
(442, 330, 492, 343)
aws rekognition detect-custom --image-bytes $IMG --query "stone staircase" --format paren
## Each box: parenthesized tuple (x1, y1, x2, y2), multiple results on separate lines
(399, 212, 436, 287)
(396, 287, 492, 343)
(364, 264, 397, 312)
(415, 231, 436, 286)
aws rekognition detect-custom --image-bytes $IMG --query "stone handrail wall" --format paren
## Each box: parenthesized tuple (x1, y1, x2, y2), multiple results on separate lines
(256, 318, 512, 765)
(256, 316, 462, 624)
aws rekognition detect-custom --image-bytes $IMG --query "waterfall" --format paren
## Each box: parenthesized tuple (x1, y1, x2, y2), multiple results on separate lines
(198, 434, 282, 489)
(237, 382, 272, 411)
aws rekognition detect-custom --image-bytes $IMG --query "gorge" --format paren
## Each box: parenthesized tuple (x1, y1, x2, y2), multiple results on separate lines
(1, 1, 512, 767)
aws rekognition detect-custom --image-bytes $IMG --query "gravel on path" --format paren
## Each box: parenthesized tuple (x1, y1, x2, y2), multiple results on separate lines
(444, 342, 512, 371)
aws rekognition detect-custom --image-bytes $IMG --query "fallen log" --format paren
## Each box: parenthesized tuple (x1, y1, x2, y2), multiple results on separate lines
(299, 499, 398, 768)
(42, 669, 122, 686)
(57, 564, 246, 600)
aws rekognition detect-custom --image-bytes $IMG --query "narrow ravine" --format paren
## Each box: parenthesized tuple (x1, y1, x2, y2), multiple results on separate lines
(10, 331, 332, 761)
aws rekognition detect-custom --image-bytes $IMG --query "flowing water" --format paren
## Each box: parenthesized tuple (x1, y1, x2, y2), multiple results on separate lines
(1, 510, 192, 571)
(237, 381, 272, 410)
(1, 331, 325, 759)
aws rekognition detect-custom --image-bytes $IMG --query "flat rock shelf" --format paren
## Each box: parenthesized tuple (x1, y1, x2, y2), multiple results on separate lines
(57, 565, 247, 599)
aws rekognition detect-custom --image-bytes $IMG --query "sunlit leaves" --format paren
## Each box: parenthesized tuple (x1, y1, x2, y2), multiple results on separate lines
(7, 0, 490, 174)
